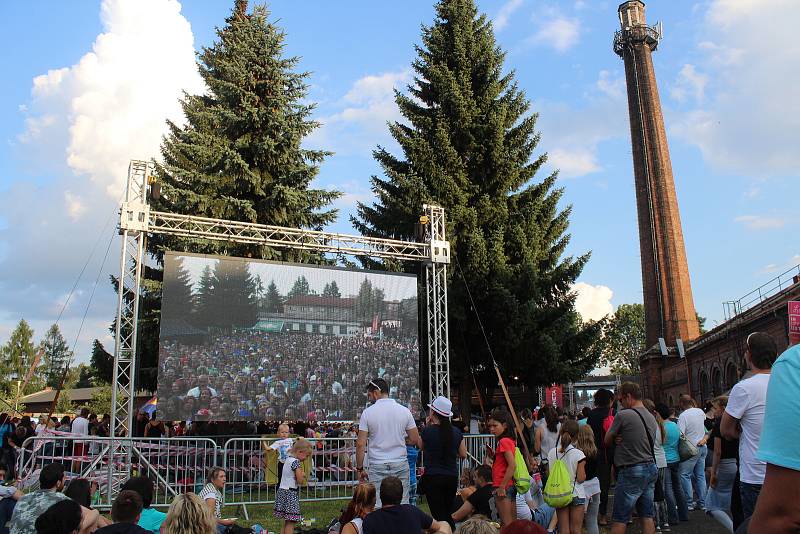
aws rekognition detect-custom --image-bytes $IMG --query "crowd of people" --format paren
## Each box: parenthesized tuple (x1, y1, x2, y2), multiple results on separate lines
(156, 332, 420, 421)
(1, 328, 798, 534)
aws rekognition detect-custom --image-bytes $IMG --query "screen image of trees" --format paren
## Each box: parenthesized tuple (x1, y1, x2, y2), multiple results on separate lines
(156, 252, 419, 421)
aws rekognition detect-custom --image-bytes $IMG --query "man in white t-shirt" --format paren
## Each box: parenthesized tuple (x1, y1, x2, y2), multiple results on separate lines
(71, 407, 90, 472)
(721, 331, 778, 521)
(677, 395, 709, 510)
(356, 378, 420, 507)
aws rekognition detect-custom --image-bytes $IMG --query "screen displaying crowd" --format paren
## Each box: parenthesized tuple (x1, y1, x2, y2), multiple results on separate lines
(156, 252, 421, 422)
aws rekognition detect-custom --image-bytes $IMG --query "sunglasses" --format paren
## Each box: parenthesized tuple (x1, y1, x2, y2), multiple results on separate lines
(369, 380, 382, 392)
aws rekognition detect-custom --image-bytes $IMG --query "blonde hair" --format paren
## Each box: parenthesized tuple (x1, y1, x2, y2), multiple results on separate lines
(643, 399, 666, 444)
(576, 424, 597, 458)
(290, 437, 313, 456)
(163, 493, 216, 534)
(456, 515, 499, 533)
(712, 395, 728, 410)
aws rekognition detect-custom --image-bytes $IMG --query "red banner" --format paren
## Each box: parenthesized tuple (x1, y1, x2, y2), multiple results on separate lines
(545, 384, 563, 408)
(789, 301, 800, 345)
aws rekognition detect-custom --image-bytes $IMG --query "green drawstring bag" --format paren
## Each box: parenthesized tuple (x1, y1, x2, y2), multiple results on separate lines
(513, 447, 531, 494)
(542, 448, 575, 508)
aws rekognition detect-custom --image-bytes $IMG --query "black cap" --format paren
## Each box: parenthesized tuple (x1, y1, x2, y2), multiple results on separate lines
(366, 378, 389, 393)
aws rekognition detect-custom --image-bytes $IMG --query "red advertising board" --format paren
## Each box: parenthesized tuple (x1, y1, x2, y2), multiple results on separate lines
(545, 384, 563, 408)
(790, 301, 800, 345)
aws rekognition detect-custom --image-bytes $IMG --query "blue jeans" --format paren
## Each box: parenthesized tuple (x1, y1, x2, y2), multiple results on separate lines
(369, 460, 411, 507)
(679, 444, 707, 508)
(739, 481, 762, 521)
(612, 462, 658, 524)
(706, 458, 737, 512)
(664, 462, 689, 523)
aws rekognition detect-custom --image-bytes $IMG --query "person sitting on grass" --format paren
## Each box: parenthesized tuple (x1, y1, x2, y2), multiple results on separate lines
(162, 494, 216, 534)
(451, 466, 495, 524)
(198, 468, 236, 534)
(94, 490, 149, 534)
(120, 476, 166, 534)
(362, 476, 452, 534)
(0, 463, 23, 534)
(336, 483, 376, 534)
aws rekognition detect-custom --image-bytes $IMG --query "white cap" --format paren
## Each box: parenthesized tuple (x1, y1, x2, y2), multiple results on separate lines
(428, 396, 453, 418)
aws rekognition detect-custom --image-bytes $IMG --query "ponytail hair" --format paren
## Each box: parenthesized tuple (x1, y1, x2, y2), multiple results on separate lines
(559, 420, 579, 453)
(339, 483, 376, 525)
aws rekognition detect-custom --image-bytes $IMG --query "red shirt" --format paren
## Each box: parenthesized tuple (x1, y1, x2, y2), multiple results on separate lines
(492, 437, 516, 488)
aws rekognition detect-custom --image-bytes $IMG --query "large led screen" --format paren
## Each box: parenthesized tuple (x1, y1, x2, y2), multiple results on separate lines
(156, 252, 420, 421)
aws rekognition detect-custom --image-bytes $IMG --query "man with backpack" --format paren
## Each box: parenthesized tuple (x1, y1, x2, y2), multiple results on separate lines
(604, 382, 658, 534)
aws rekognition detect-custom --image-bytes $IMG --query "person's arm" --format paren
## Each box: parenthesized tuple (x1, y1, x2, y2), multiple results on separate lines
(205, 498, 234, 526)
(710, 436, 722, 488)
(576, 459, 586, 484)
(451, 499, 475, 522)
(294, 462, 306, 486)
(356, 429, 368, 481)
(340, 522, 358, 534)
(78, 506, 100, 534)
(426, 520, 452, 534)
(534, 426, 543, 455)
(407, 426, 421, 449)
(720, 412, 740, 441)
(603, 426, 616, 448)
(496, 445, 515, 497)
(749, 463, 800, 533)
(457, 439, 467, 459)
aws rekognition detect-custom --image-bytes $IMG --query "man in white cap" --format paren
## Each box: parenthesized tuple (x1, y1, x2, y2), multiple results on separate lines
(356, 378, 420, 506)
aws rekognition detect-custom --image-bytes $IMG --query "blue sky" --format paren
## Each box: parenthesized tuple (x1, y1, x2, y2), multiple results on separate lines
(0, 0, 797, 364)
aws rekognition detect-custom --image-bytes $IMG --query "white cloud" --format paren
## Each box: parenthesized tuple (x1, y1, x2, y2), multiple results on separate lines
(2, 0, 203, 360)
(596, 70, 625, 100)
(528, 17, 580, 52)
(20, 0, 205, 197)
(310, 69, 411, 155)
(670, 64, 707, 103)
(671, 0, 800, 174)
(64, 191, 87, 221)
(572, 282, 614, 322)
(494, 0, 524, 31)
(734, 215, 785, 230)
(549, 147, 601, 178)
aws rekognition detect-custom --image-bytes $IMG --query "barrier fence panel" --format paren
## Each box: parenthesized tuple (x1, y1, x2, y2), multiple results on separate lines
(16, 433, 495, 509)
(17, 433, 219, 509)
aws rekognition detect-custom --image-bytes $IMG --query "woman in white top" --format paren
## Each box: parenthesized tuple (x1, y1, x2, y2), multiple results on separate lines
(546, 420, 586, 534)
(336, 483, 376, 534)
(535, 406, 562, 465)
(198, 467, 236, 533)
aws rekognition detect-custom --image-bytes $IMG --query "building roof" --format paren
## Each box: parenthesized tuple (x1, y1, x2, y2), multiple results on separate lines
(284, 296, 356, 307)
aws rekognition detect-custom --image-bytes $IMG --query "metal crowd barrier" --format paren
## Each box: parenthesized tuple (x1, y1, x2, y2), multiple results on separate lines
(16, 433, 495, 510)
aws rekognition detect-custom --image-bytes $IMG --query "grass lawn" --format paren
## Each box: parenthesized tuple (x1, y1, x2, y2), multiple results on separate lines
(225, 497, 432, 532)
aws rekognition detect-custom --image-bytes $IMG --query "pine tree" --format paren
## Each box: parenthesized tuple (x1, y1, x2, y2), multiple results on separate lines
(194, 264, 216, 328)
(150, 0, 339, 261)
(0, 319, 39, 396)
(287, 276, 311, 300)
(40, 324, 73, 388)
(353, 0, 603, 397)
(90, 339, 114, 385)
(208, 260, 258, 329)
(322, 281, 341, 298)
(162, 256, 195, 320)
(264, 280, 283, 312)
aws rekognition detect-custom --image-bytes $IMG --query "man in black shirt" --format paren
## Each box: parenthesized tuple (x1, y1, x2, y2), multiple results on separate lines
(451, 466, 494, 523)
(363, 476, 451, 534)
(586, 388, 615, 525)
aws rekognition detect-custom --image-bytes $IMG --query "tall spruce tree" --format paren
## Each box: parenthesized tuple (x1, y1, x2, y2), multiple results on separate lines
(162, 256, 195, 321)
(353, 0, 603, 401)
(132, 0, 339, 388)
(264, 280, 283, 312)
(322, 281, 341, 298)
(287, 276, 311, 300)
(0, 319, 40, 396)
(40, 324, 73, 388)
(207, 260, 258, 329)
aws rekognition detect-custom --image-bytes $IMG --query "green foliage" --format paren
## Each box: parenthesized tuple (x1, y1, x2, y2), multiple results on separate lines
(355, 278, 385, 322)
(207, 260, 258, 328)
(598, 303, 646, 375)
(287, 276, 311, 300)
(87, 386, 113, 416)
(40, 324, 73, 388)
(74, 364, 96, 388)
(90, 339, 115, 385)
(0, 319, 41, 396)
(353, 0, 602, 388)
(54, 389, 73, 415)
(264, 280, 283, 312)
(322, 281, 341, 298)
(162, 256, 195, 320)
(697, 312, 707, 334)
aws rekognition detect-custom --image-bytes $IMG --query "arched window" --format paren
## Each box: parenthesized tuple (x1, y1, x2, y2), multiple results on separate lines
(726, 362, 739, 390)
(712, 367, 723, 397)
(700, 370, 710, 403)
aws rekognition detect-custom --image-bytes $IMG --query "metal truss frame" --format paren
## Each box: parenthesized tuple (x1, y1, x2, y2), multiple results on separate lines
(112, 159, 451, 449)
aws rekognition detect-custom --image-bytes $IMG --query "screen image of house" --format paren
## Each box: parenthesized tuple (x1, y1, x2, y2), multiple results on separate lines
(156, 252, 420, 422)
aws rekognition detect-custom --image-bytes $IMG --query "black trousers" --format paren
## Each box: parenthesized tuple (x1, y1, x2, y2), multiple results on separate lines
(424, 474, 458, 530)
(597, 454, 613, 516)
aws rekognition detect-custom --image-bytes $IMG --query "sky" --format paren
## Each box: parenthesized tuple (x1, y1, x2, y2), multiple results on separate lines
(0, 0, 797, 366)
